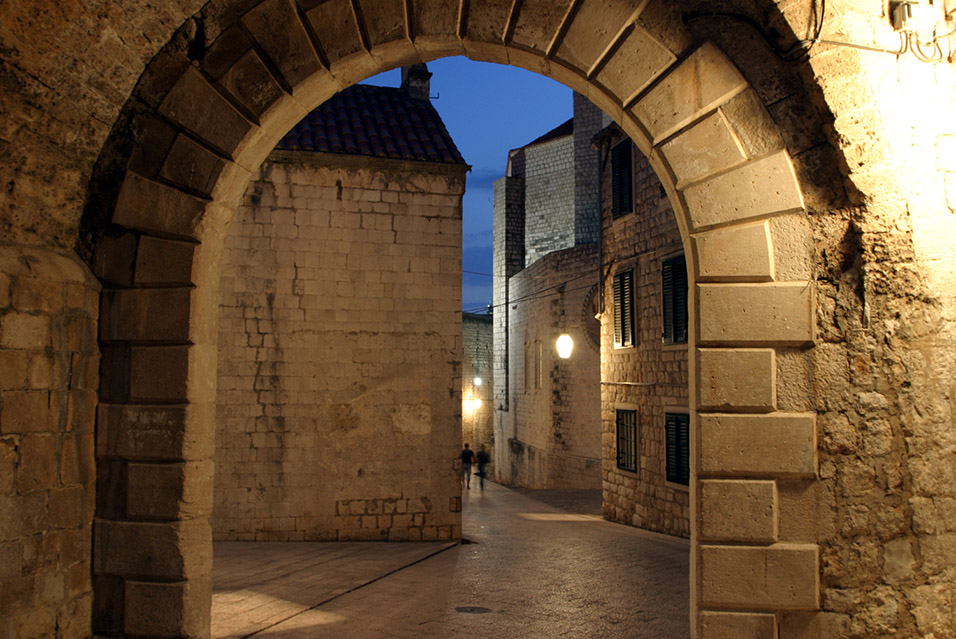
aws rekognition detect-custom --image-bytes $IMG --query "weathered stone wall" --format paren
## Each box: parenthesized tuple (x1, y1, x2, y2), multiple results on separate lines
(493, 95, 604, 491)
(0, 0, 207, 251)
(523, 135, 575, 266)
(462, 312, 493, 456)
(214, 152, 466, 542)
(600, 142, 690, 537)
(572, 93, 607, 245)
(0, 245, 98, 639)
(695, 4, 956, 636)
(499, 244, 602, 490)
(492, 175, 525, 418)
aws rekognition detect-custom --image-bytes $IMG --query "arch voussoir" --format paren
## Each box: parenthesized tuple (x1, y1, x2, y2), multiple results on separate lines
(549, 0, 647, 76)
(242, 0, 327, 88)
(507, 0, 573, 54)
(682, 151, 805, 233)
(691, 221, 774, 283)
(355, 0, 418, 59)
(159, 67, 259, 160)
(159, 134, 252, 202)
(113, 173, 212, 241)
(630, 42, 747, 145)
(592, 24, 676, 108)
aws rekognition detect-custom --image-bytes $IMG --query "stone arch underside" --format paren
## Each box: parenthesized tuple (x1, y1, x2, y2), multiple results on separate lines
(92, 0, 817, 636)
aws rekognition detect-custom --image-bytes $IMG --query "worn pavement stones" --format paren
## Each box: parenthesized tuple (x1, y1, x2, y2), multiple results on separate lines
(212, 482, 689, 638)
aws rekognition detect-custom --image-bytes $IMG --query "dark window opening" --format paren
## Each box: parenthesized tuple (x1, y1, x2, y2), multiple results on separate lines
(616, 409, 638, 473)
(611, 141, 633, 219)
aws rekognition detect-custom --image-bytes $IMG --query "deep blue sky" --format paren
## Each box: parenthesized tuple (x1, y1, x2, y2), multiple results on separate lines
(363, 57, 572, 313)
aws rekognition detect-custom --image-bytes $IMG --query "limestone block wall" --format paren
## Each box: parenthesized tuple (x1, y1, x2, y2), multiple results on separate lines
(214, 152, 466, 542)
(601, 143, 690, 537)
(572, 93, 607, 245)
(462, 312, 493, 455)
(522, 135, 575, 266)
(492, 175, 525, 415)
(498, 244, 601, 490)
(0, 245, 98, 639)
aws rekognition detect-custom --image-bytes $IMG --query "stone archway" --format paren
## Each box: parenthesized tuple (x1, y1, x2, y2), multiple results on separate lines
(92, 1, 817, 636)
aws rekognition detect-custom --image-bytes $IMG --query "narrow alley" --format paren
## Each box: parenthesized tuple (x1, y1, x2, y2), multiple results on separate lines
(211, 483, 690, 638)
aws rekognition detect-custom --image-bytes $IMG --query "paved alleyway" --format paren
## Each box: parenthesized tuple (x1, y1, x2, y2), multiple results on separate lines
(212, 482, 690, 638)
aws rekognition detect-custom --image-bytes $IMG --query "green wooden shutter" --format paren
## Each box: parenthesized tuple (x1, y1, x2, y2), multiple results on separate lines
(614, 271, 634, 348)
(677, 413, 690, 485)
(621, 270, 633, 347)
(662, 260, 674, 343)
(662, 254, 687, 344)
(673, 254, 687, 343)
(611, 141, 633, 219)
(665, 413, 690, 485)
(665, 413, 678, 483)
(613, 273, 623, 346)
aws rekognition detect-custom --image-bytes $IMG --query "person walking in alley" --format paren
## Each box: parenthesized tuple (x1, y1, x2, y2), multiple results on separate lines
(475, 445, 490, 490)
(460, 443, 475, 489)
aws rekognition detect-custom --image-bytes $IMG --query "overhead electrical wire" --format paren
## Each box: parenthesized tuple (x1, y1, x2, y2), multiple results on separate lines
(462, 273, 599, 316)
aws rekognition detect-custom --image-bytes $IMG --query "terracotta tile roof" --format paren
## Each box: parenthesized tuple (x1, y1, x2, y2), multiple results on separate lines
(277, 84, 467, 166)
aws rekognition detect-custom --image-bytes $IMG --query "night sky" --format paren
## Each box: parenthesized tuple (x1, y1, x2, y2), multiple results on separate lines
(363, 57, 572, 313)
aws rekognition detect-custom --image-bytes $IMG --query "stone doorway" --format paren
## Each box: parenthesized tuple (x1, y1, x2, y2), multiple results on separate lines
(90, 2, 816, 636)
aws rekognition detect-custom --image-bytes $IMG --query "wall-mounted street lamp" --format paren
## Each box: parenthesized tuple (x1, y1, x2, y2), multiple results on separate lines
(474, 376, 482, 386)
(556, 333, 574, 359)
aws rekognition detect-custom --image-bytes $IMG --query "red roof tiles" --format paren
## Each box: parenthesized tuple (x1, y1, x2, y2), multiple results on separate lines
(277, 84, 467, 166)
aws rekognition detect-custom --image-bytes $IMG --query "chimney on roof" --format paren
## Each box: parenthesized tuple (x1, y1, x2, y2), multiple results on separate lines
(401, 63, 432, 101)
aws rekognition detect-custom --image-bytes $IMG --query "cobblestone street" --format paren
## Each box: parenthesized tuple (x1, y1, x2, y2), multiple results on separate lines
(212, 482, 690, 638)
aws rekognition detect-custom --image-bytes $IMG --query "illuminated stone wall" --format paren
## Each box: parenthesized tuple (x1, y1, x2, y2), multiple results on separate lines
(462, 312, 493, 455)
(214, 152, 466, 542)
(601, 140, 690, 537)
(499, 244, 602, 489)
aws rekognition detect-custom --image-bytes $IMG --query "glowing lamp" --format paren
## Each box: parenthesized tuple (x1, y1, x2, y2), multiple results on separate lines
(556, 334, 574, 359)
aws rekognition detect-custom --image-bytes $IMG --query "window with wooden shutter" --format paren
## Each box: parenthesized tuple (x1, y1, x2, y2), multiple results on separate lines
(611, 141, 633, 219)
(616, 409, 638, 473)
(613, 270, 634, 348)
(662, 254, 688, 344)
(665, 412, 690, 486)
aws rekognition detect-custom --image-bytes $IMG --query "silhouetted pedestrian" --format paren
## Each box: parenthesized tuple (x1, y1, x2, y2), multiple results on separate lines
(460, 443, 475, 489)
(475, 445, 490, 490)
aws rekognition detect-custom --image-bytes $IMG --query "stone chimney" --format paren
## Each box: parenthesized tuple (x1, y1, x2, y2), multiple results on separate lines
(401, 63, 432, 100)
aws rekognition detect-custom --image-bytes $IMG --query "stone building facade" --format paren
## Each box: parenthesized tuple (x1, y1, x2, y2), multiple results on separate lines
(462, 312, 493, 456)
(600, 131, 691, 537)
(2, 1, 956, 638)
(493, 94, 604, 490)
(212, 70, 469, 542)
